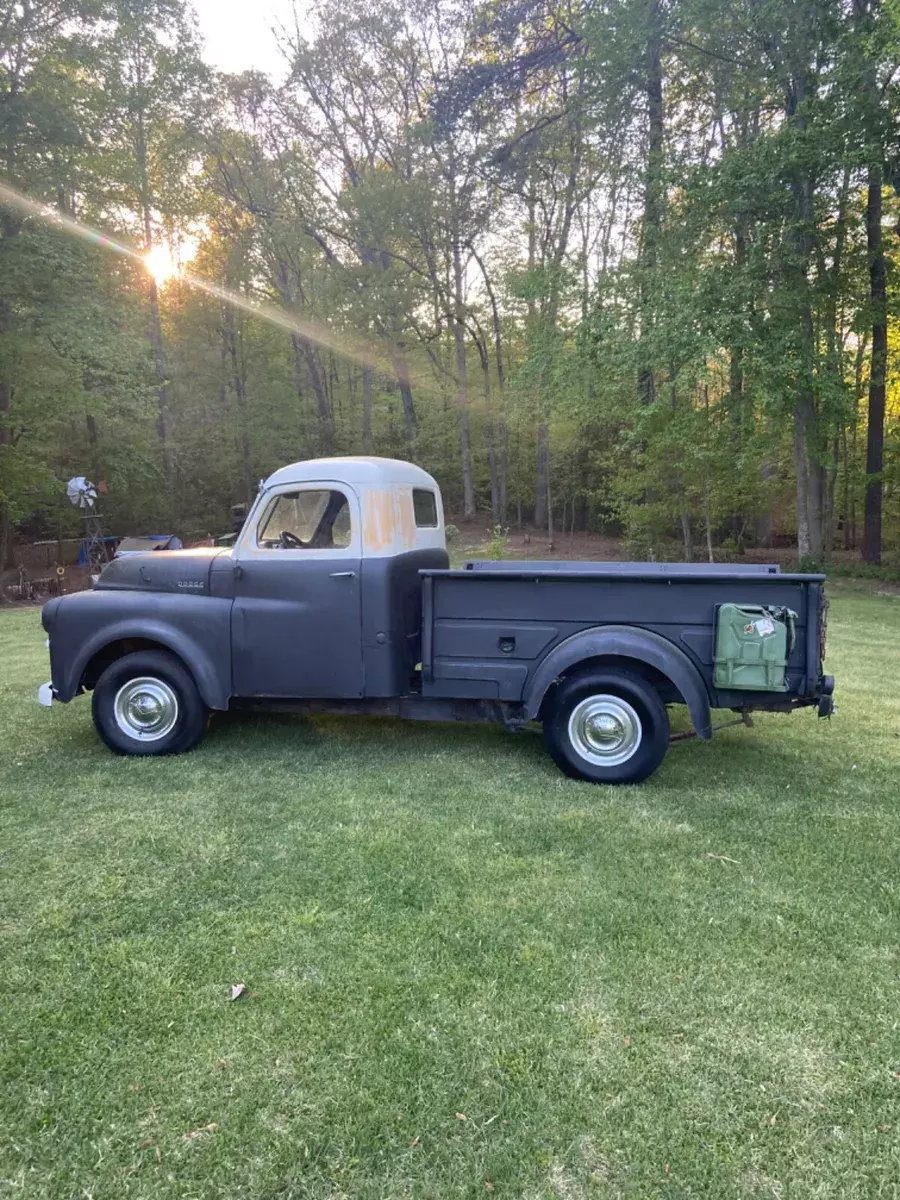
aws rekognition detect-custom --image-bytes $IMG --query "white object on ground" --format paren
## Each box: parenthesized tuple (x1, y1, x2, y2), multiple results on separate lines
(37, 682, 53, 707)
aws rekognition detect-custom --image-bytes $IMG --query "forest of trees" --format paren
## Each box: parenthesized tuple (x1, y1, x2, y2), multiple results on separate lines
(1, 0, 899, 577)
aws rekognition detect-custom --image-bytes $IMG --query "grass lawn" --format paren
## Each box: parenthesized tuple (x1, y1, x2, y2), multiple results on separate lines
(1, 583, 899, 1199)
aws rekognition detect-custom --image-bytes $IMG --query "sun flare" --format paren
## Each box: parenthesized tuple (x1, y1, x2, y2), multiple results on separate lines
(144, 243, 178, 286)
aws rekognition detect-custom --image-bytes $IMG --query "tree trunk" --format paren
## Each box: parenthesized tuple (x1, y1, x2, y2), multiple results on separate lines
(226, 323, 253, 505)
(793, 391, 825, 561)
(135, 70, 172, 496)
(679, 501, 693, 562)
(451, 228, 475, 521)
(387, 335, 417, 446)
(477, 340, 500, 524)
(824, 434, 839, 558)
(147, 274, 172, 488)
(275, 260, 333, 454)
(498, 414, 508, 529)
(535, 423, 550, 530)
(546, 449, 554, 549)
(362, 366, 373, 453)
(637, 4, 664, 407)
(289, 334, 314, 458)
(0, 503, 9, 593)
(0, 285, 12, 596)
(841, 424, 852, 551)
(785, 74, 825, 562)
(847, 334, 867, 551)
(755, 461, 775, 547)
(470, 244, 507, 526)
(295, 335, 333, 454)
(863, 165, 886, 564)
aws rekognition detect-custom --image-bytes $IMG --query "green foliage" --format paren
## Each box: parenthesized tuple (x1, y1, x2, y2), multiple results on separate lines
(1, 0, 899, 565)
(483, 524, 508, 559)
(0, 224, 153, 525)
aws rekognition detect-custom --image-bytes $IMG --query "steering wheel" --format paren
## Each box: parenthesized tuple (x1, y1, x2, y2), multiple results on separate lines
(280, 530, 307, 549)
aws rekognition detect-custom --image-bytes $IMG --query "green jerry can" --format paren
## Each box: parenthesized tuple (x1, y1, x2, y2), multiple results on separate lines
(713, 604, 797, 692)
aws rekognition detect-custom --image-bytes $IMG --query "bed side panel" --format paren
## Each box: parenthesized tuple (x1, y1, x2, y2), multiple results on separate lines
(422, 573, 816, 705)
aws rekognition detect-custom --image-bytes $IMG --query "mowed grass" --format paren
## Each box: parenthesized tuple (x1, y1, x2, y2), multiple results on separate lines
(1, 585, 899, 1199)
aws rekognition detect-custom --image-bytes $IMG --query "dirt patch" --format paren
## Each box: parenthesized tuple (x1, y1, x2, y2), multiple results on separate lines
(453, 523, 624, 563)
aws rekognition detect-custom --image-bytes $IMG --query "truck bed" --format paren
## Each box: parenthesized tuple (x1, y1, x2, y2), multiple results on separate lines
(419, 563, 827, 711)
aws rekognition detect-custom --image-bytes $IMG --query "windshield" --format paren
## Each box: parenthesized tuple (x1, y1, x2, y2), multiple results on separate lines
(258, 489, 352, 549)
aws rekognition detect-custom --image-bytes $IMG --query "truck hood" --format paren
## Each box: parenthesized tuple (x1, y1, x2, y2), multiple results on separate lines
(95, 547, 229, 595)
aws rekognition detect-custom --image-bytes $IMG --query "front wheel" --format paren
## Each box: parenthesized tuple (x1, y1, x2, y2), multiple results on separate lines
(92, 650, 209, 756)
(542, 669, 670, 785)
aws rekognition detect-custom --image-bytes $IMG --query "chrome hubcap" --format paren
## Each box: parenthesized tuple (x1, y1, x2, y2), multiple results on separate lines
(113, 677, 179, 742)
(568, 694, 642, 766)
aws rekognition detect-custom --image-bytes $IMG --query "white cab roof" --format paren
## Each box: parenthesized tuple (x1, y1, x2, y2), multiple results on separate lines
(263, 456, 440, 492)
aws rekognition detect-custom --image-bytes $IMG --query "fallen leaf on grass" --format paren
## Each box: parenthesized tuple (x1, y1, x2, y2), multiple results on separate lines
(485, 1182, 494, 1191)
(139, 1139, 152, 1149)
(705, 853, 741, 865)
(230, 983, 247, 1001)
(184, 1123, 218, 1141)
(455, 1112, 467, 1121)
(410, 1136, 420, 1147)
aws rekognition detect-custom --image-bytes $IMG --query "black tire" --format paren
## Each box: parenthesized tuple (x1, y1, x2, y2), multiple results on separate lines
(91, 650, 209, 756)
(542, 668, 670, 785)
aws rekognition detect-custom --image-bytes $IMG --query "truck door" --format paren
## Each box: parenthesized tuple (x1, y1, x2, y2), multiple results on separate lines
(231, 482, 364, 698)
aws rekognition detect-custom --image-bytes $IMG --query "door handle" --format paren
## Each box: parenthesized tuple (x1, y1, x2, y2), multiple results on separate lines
(233, 564, 244, 580)
(330, 571, 356, 578)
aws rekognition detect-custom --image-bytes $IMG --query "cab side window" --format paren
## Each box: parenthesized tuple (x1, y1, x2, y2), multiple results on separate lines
(258, 489, 352, 549)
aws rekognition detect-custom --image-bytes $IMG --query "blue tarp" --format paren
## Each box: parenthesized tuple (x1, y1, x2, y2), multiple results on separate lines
(76, 536, 118, 567)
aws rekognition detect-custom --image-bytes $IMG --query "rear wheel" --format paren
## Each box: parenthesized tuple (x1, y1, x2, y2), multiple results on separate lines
(542, 668, 669, 785)
(92, 650, 208, 756)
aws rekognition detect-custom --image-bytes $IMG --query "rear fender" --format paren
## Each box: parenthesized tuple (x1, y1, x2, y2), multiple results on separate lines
(524, 625, 713, 739)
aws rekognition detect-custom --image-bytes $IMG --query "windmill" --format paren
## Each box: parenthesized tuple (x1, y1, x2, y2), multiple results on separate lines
(66, 475, 108, 572)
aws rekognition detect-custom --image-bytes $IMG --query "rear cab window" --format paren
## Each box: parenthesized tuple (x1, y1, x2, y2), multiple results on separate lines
(413, 489, 438, 528)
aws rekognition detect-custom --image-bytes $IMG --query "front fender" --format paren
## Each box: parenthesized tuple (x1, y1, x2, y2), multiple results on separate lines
(523, 625, 713, 739)
(51, 591, 232, 710)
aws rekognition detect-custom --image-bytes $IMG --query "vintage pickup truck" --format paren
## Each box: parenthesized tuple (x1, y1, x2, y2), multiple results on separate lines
(39, 457, 834, 784)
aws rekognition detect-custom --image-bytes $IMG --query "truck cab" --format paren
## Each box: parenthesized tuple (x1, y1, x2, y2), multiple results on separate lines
(225, 458, 448, 700)
(40, 456, 833, 785)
